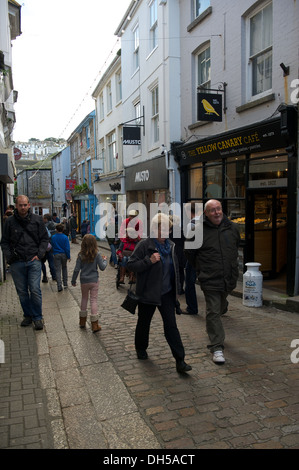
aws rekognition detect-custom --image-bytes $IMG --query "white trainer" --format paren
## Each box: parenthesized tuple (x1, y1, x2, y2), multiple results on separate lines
(213, 350, 225, 364)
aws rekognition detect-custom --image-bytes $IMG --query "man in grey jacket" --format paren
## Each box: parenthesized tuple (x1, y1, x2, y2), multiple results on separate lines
(1, 195, 49, 330)
(185, 199, 240, 364)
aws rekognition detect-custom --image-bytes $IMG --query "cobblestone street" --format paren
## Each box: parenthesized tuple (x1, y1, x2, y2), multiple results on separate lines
(1, 240, 299, 450)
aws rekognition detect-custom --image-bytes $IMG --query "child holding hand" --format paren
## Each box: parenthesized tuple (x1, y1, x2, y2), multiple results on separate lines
(71, 234, 107, 332)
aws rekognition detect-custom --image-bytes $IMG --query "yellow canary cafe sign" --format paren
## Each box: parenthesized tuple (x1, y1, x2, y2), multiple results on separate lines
(177, 118, 282, 165)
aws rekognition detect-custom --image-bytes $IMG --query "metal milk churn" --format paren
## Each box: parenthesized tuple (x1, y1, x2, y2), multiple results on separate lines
(243, 262, 263, 307)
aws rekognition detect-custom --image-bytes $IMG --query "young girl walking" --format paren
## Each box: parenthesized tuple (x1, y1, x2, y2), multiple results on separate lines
(71, 234, 107, 332)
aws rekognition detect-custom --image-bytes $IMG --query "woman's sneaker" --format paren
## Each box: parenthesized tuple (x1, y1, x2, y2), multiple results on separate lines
(213, 350, 225, 364)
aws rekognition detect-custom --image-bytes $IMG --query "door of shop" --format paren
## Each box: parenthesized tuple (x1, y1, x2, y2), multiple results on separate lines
(247, 189, 287, 279)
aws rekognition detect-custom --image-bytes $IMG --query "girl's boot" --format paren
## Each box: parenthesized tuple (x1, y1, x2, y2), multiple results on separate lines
(79, 310, 87, 328)
(91, 315, 101, 333)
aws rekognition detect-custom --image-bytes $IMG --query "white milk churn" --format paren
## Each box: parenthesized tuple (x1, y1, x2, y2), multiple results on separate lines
(243, 262, 263, 307)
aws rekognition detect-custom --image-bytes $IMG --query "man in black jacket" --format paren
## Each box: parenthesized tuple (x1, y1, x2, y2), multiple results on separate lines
(185, 199, 240, 364)
(1, 195, 49, 330)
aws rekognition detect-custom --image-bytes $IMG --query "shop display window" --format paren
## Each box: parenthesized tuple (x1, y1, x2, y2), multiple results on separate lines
(189, 165, 203, 199)
(226, 157, 246, 198)
(205, 162, 222, 199)
(227, 200, 246, 240)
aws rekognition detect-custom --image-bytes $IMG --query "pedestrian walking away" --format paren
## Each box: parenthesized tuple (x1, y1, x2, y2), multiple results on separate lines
(69, 213, 78, 243)
(0, 195, 49, 330)
(127, 213, 192, 374)
(71, 234, 107, 332)
(185, 199, 240, 364)
(51, 223, 71, 291)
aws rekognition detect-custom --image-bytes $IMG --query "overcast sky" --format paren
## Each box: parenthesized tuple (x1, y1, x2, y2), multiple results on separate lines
(12, 0, 128, 142)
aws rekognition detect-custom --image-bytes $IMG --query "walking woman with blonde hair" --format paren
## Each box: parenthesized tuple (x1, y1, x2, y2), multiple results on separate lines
(127, 213, 192, 374)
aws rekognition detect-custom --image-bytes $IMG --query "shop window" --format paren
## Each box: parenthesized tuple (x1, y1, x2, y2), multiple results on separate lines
(249, 154, 288, 188)
(226, 157, 246, 198)
(227, 199, 246, 241)
(205, 162, 222, 199)
(189, 165, 203, 199)
(248, 2, 273, 98)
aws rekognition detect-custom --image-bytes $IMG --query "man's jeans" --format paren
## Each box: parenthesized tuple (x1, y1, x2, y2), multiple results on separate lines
(184, 261, 198, 314)
(10, 260, 43, 321)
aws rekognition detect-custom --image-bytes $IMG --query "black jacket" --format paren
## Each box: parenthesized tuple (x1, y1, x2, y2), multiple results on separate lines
(185, 214, 240, 292)
(127, 237, 180, 306)
(1, 209, 49, 264)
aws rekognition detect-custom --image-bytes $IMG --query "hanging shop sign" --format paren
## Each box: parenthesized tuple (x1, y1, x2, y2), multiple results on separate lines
(65, 179, 77, 190)
(197, 92, 222, 122)
(123, 126, 141, 145)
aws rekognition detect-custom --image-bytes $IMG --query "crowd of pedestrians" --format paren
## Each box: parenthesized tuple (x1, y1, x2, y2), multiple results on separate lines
(1, 196, 239, 371)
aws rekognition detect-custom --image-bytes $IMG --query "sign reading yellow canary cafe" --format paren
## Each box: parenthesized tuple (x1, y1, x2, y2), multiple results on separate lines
(177, 119, 282, 165)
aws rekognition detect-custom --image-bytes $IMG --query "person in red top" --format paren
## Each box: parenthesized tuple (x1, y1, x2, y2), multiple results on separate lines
(117, 209, 143, 284)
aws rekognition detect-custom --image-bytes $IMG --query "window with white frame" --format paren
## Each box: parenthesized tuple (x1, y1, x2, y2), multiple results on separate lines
(248, 2, 272, 97)
(115, 69, 122, 103)
(99, 92, 104, 120)
(133, 24, 139, 71)
(107, 131, 117, 172)
(134, 100, 142, 150)
(149, 0, 158, 51)
(100, 138, 105, 170)
(197, 45, 211, 90)
(151, 85, 159, 144)
(107, 81, 112, 113)
(195, 0, 210, 18)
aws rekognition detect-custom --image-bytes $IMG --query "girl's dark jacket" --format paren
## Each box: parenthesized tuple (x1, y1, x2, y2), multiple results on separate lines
(1, 209, 49, 264)
(127, 237, 180, 306)
(185, 214, 240, 293)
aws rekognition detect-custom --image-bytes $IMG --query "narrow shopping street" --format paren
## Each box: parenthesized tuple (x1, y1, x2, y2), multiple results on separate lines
(1, 239, 299, 450)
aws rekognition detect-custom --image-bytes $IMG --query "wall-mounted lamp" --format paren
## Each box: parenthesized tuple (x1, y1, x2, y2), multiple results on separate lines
(280, 63, 290, 77)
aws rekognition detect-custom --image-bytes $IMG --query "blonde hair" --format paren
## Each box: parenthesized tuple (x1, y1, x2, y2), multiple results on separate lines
(79, 234, 98, 262)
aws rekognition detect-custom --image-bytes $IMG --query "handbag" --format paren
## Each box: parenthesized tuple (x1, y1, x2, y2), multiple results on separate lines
(121, 286, 139, 315)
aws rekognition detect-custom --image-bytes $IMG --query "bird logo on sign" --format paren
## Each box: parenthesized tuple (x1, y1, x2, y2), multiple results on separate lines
(201, 99, 220, 117)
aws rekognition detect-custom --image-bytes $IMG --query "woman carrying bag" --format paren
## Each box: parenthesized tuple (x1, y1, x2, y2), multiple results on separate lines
(127, 213, 192, 374)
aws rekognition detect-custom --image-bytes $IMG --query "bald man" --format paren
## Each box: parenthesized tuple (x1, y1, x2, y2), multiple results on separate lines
(185, 199, 240, 364)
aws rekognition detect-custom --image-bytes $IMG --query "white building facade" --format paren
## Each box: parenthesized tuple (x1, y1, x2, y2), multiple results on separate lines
(115, 0, 182, 231)
(51, 146, 71, 219)
(92, 53, 126, 234)
(174, 0, 299, 295)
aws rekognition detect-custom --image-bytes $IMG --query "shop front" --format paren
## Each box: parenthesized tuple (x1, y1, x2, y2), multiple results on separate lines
(125, 156, 169, 235)
(93, 173, 126, 237)
(173, 110, 298, 296)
